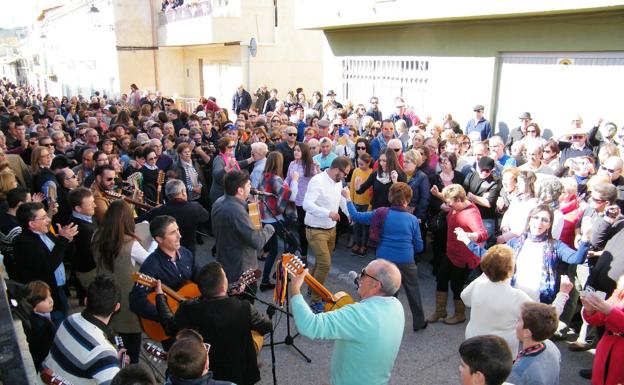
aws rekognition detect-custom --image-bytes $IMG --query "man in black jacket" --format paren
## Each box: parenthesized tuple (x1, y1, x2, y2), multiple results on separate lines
(137, 179, 210, 254)
(68, 187, 97, 300)
(232, 85, 252, 115)
(14, 202, 78, 325)
(156, 262, 272, 385)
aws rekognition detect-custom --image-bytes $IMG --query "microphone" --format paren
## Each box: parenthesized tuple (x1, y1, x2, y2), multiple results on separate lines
(348, 270, 359, 288)
(250, 188, 277, 198)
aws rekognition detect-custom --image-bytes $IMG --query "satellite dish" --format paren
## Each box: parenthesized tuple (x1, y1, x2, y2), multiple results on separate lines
(249, 38, 257, 58)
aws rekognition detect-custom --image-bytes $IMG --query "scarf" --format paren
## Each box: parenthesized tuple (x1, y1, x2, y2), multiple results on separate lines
(511, 232, 558, 303)
(220, 152, 240, 171)
(369, 205, 409, 247)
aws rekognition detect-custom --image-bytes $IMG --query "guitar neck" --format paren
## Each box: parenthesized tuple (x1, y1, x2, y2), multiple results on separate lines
(162, 284, 187, 302)
(303, 273, 335, 303)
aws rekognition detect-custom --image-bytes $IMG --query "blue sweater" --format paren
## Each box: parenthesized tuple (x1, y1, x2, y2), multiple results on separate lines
(347, 201, 423, 264)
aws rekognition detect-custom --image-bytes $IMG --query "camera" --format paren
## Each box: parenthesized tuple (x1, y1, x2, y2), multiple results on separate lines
(606, 206, 619, 218)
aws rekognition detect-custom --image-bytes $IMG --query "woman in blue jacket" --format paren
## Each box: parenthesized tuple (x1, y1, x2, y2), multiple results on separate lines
(343, 182, 427, 331)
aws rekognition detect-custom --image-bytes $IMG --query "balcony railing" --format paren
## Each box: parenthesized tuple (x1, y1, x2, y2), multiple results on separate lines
(158, 0, 240, 26)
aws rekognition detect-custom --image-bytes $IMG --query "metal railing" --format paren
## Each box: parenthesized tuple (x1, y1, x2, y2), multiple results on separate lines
(158, 0, 240, 26)
(175, 97, 201, 113)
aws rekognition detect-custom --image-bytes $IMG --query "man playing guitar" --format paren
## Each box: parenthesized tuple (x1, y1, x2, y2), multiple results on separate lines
(211, 170, 275, 294)
(155, 262, 271, 385)
(129, 215, 197, 349)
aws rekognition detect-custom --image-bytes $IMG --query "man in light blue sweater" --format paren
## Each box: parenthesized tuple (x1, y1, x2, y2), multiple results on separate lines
(289, 259, 405, 385)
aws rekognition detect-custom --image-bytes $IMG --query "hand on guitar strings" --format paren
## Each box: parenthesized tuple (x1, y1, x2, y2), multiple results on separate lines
(288, 268, 308, 296)
(155, 279, 164, 295)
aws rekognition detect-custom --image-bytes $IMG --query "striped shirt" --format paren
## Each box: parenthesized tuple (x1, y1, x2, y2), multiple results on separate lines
(42, 312, 120, 385)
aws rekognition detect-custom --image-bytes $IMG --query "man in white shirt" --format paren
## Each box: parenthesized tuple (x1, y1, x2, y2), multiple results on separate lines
(303, 156, 351, 313)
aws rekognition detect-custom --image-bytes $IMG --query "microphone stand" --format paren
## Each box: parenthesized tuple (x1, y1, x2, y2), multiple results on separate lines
(255, 195, 311, 364)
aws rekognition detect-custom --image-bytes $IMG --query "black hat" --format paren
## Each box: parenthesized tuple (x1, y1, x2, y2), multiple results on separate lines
(478, 156, 495, 171)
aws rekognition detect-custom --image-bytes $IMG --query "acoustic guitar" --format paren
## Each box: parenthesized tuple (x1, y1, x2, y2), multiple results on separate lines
(40, 368, 73, 385)
(282, 253, 355, 312)
(132, 269, 262, 342)
(248, 201, 262, 230)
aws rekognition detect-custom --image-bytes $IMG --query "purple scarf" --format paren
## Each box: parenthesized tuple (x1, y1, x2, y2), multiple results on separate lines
(369, 205, 409, 247)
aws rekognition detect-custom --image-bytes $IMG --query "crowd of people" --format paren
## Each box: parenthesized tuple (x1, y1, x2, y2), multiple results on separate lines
(1, 75, 624, 385)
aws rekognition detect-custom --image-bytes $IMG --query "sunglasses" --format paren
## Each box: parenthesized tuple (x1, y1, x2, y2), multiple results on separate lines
(360, 268, 381, 285)
(105, 177, 115, 182)
(474, 109, 483, 113)
(591, 196, 608, 203)
(530, 215, 550, 224)
(600, 165, 619, 174)
(271, 137, 280, 141)
(42, 143, 54, 147)
(392, 148, 401, 152)
(480, 168, 493, 173)
(288, 133, 297, 137)
(357, 146, 367, 150)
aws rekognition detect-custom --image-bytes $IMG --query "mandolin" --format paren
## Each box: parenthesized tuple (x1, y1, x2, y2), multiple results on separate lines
(114, 335, 127, 368)
(155, 170, 165, 204)
(132, 269, 261, 342)
(282, 253, 355, 312)
(104, 190, 155, 211)
(40, 368, 73, 385)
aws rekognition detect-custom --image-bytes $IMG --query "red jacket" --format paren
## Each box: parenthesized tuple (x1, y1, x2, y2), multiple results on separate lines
(583, 289, 624, 385)
(446, 202, 487, 269)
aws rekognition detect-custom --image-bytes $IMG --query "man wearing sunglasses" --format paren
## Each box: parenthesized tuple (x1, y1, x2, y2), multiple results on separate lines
(558, 125, 595, 167)
(91, 165, 119, 223)
(598, 156, 624, 210)
(289, 258, 404, 385)
(276, 126, 299, 171)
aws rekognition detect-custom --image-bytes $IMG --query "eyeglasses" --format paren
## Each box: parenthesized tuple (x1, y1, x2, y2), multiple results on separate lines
(360, 268, 381, 285)
(530, 215, 551, 224)
(392, 148, 401, 153)
(147, 157, 157, 161)
(480, 168, 493, 173)
(461, 142, 471, 146)
(105, 177, 115, 182)
(370, 101, 378, 104)
(474, 109, 483, 113)
(67, 174, 77, 179)
(271, 137, 280, 141)
(288, 133, 297, 137)
(357, 146, 367, 150)
(42, 143, 54, 147)
(227, 145, 236, 149)
(439, 158, 449, 164)
(338, 168, 348, 176)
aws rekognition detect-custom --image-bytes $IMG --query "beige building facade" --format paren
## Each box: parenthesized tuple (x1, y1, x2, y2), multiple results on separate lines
(297, 0, 624, 138)
(31, 0, 323, 110)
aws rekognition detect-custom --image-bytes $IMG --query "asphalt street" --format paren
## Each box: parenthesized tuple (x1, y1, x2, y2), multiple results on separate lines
(188, 232, 595, 385)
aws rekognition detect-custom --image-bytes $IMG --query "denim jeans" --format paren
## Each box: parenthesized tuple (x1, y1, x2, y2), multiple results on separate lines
(261, 221, 295, 284)
(353, 204, 370, 247)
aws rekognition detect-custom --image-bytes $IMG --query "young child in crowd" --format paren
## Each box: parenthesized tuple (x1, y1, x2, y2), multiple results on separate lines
(508, 302, 561, 385)
(26, 280, 57, 372)
(350, 152, 373, 255)
(458, 335, 513, 385)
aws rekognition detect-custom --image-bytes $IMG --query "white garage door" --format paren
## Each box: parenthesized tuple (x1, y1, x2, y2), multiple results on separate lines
(496, 52, 624, 140)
